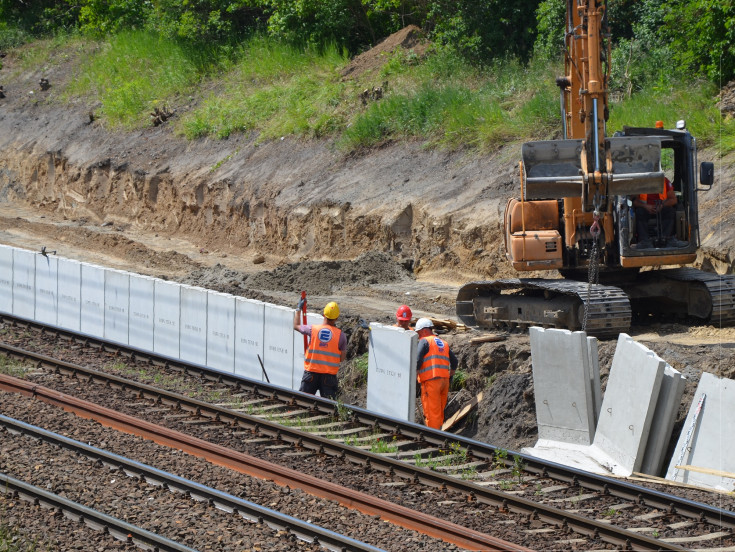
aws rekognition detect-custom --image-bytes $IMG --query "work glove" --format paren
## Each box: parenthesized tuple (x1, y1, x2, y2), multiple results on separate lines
(297, 298, 305, 311)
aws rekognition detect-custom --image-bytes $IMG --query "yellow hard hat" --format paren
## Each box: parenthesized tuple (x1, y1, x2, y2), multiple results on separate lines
(323, 301, 340, 319)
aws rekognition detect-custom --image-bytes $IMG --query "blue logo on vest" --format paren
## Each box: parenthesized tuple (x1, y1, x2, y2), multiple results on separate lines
(435, 338, 445, 351)
(318, 328, 333, 344)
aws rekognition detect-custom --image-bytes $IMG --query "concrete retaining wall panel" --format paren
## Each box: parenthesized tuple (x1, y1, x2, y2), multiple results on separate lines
(0, 245, 12, 313)
(366, 324, 417, 422)
(35, 254, 58, 326)
(529, 327, 596, 445)
(666, 372, 735, 491)
(12, 248, 35, 320)
(262, 304, 295, 390)
(104, 269, 130, 345)
(640, 365, 685, 476)
(234, 298, 265, 381)
(153, 279, 180, 359)
(206, 291, 235, 373)
(180, 285, 208, 366)
(129, 274, 154, 351)
(592, 334, 664, 475)
(80, 263, 105, 338)
(57, 258, 81, 331)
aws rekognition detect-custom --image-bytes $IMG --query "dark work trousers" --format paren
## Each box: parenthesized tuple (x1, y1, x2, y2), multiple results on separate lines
(299, 370, 338, 399)
(635, 205, 675, 243)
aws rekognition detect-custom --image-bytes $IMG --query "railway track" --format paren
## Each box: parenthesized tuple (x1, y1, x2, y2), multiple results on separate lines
(1, 315, 733, 550)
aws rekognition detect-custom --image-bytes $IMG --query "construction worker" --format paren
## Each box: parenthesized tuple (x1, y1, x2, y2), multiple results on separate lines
(632, 176, 688, 249)
(415, 318, 457, 430)
(394, 304, 413, 330)
(293, 300, 346, 399)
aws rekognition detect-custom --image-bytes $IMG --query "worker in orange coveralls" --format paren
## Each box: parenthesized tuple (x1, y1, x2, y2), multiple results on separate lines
(415, 318, 457, 430)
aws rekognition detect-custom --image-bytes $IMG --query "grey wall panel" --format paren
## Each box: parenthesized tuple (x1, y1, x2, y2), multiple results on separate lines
(35, 254, 58, 325)
(80, 263, 105, 338)
(104, 269, 130, 345)
(153, 279, 180, 358)
(262, 304, 295, 389)
(180, 285, 207, 365)
(0, 245, 13, 313)
(129, 274, 154, 351)
(234, 298, 265, 381)
(367, 324, 417, 422)
(57, 258, 81, 331)
(206, 291, 235, 373)
(12, 249, 35, 320)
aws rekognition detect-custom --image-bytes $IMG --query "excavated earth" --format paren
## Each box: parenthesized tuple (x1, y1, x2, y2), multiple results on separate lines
(2, 31, 735, 498)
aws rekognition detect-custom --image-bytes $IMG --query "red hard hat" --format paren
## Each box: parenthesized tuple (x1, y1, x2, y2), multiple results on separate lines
(396, 305, 412, 321)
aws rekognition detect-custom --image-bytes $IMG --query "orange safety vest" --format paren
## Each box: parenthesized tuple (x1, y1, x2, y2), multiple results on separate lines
(304, 324, 343, 375)
(417, 335, 451, 383)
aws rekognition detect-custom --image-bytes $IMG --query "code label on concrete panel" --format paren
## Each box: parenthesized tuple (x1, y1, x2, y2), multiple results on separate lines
(235, 298, 266, 381)
(263, 304, 295, 390)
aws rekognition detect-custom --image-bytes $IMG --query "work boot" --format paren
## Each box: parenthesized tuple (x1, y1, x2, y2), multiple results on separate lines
(666, 237, 689, 248)
(632, 240, 653, 249)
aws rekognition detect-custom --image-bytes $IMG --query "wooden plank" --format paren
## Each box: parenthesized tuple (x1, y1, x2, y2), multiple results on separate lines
(675, 465, 735, 479)
(470, 334, 506, 344)
(442, 391, 483, 431)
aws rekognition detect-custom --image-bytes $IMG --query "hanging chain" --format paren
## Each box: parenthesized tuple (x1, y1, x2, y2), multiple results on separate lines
(582, 202, 602, 332)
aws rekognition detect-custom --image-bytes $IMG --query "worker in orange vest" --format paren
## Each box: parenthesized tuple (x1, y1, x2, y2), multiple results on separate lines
(293, 300, 346, 399)
(415, 318, 457, 430)
(394, 304, 413, 330)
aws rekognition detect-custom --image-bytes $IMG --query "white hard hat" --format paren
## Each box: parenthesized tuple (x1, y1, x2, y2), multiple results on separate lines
(415, 318, 434, 331)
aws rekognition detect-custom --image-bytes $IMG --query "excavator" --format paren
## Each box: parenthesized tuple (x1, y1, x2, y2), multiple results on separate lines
(456, 0, 735, 338)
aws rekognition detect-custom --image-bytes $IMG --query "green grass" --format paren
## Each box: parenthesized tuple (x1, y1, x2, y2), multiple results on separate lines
(0, 355, 29, 378)
(11, 28, 734, 156)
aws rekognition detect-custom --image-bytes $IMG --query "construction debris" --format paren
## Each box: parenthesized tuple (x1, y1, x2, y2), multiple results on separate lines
(470, 334, 506, 344)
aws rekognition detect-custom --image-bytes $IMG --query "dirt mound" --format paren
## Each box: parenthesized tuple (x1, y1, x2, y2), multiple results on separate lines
(244, 250, 414, 295)
(341, 25, 429, 79)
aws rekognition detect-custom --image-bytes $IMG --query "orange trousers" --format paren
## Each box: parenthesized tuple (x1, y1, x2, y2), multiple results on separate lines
(420, 376, 450, 429)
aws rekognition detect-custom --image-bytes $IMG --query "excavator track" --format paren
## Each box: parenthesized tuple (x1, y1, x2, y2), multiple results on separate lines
(628, 268, 735, 326)
(456, 279, 631, 339)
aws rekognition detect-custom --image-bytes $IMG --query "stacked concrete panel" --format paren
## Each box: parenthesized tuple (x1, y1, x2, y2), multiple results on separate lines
(234, 298, 266, 381)
(366, 323, 417, 422)
(35, 254, 58, 326)
(57, 258, 81, 331)
(128, 274, 154, 351)
(590, 334, 665, 475)
(104, 269, 130, 345)
(528, 327, 599, 446)
(12, 248, 35, 320)
(666, 372, 735, 491)
(206, 291, 235, 374)
(180, 285, 208, 366)
(0, 245, 12, 312)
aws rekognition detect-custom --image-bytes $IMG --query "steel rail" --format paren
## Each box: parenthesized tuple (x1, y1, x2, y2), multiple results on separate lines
(0, 414, 387, 552)
(0, 373, 530, 552)
(0, 472, 198, 552)
(0, 322, 731, 531)
(0, 343, 705, 551)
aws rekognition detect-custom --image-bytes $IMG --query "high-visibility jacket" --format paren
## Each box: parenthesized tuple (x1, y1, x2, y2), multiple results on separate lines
(640, 178, 673, 204)
(304, 324, 343, 375)
(417, 335, 452, 383)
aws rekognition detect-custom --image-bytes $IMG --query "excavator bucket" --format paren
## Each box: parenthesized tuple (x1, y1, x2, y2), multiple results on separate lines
(521, 136, 664, 200)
